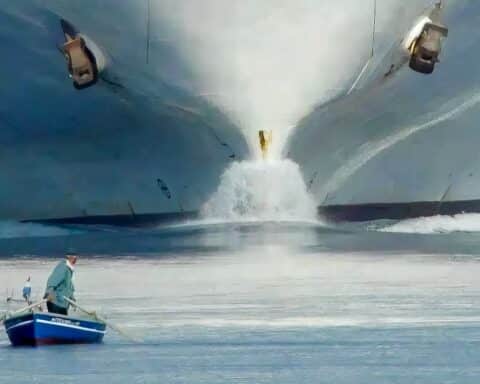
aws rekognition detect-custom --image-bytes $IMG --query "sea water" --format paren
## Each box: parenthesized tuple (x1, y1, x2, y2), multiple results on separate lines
(2, 217, 480, 383)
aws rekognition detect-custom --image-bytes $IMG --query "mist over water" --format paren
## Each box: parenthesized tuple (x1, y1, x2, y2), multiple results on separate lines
(154, 0, 427, 155)
(152, 0, 435, 221)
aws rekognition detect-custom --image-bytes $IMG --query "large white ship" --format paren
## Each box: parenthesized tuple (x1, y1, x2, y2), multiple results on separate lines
(1, 0, 477, 224)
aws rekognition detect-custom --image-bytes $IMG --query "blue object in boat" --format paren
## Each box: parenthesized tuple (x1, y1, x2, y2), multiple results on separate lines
(4, 311, 106, 346)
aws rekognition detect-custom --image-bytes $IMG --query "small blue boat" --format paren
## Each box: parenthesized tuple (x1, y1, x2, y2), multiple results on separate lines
(4, 311, 106, 346)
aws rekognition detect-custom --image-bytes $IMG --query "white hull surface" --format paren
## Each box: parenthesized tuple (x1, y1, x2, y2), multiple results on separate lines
(0, 1, 248, 223)
(286, 1, 480, 220)
(2, 1, 479, 223)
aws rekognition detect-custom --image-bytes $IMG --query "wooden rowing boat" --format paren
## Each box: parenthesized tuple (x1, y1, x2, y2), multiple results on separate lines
(4, 311, 106, 346)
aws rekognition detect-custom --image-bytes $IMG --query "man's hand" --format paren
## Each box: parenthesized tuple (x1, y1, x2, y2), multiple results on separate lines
(43, 292, 56, 302)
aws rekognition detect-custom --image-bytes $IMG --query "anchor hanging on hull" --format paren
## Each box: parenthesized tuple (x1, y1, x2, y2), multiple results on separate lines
(407, 2, 449, 75)
(60, 19, 100, 90)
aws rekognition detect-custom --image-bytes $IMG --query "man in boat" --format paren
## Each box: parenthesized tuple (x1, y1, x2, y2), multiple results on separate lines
(43, 253, 77, 315)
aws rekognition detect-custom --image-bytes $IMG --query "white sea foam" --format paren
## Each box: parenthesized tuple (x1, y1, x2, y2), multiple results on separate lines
(201, 159, 318, 222)
(379, 213, 480, 234)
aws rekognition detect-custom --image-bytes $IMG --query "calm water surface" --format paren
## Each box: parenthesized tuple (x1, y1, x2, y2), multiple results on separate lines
(1, 220, 480, 383)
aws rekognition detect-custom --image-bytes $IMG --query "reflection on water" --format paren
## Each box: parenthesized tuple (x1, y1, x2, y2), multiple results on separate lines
(2, 218, 480, 256)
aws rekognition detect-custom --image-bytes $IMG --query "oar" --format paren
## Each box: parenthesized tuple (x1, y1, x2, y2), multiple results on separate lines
(63, 297, 141, 343)
(0, 299, 46, 324)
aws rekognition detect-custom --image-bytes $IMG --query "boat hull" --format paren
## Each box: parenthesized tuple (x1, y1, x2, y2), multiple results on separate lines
(4, 312, 106, 346)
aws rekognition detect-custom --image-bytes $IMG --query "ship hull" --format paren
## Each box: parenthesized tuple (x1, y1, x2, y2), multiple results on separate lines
(286, 1, 480, 221)
(3, 1, 480, 224)
(0, 1, 249, 224)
